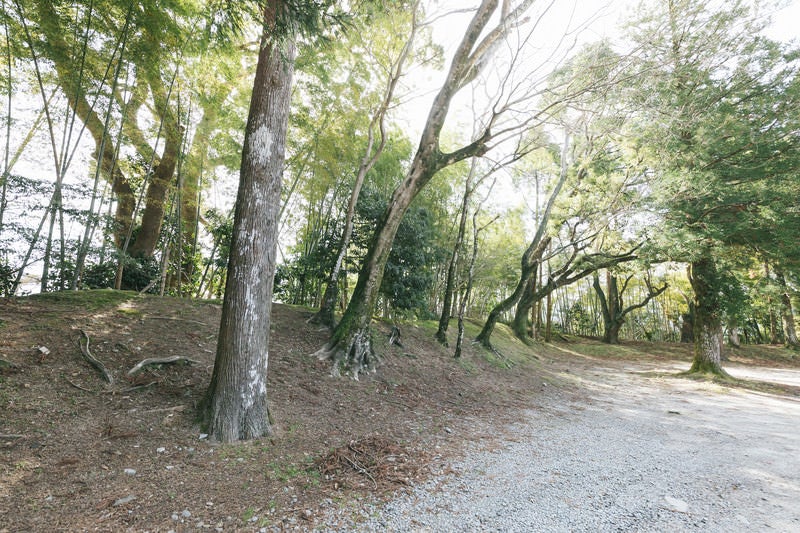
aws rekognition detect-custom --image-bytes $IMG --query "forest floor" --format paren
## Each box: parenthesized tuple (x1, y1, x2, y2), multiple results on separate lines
(0, 290, 798, 532)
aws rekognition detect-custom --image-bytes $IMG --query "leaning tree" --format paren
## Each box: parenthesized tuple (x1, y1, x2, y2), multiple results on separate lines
(314, 0, 609, 377)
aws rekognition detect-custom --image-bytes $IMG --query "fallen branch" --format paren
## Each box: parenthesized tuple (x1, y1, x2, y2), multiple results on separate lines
(344, 455, 377, 489)
(79, 330, 114, 384)
(0, 434, 25, 439)
(127, 356, 200, 376)
(141, 405, 186, 414)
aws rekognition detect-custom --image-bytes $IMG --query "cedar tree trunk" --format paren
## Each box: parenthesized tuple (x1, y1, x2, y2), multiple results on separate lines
(687, 256, 728, 375)
(201, 6, 296, 442)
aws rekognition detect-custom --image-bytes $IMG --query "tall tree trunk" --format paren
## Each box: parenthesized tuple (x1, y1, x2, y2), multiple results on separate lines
(680, 308, 694, 343)
(594, 271, 667, 344)
(201, 5, 295, 442)
(687, 256, 728, 375)
(477, 136, 571, 349)
(454, 208, 487, 359)
(127, 69, 182, 258)
(594, 270, 620, 343)
(763, 262, 781, 344)
(727, 325, 741, 348)
(511, 271, 537, 342)
(544, 283, 553, 343)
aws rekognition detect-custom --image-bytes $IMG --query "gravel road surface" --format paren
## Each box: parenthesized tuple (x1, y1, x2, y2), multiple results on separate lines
(330, 356, 800, 532)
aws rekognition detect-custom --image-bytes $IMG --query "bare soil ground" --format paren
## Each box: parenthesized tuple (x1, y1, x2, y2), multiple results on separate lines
(0, 291, 797, 532)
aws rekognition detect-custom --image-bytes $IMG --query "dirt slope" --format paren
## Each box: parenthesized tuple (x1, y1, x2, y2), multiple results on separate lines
(0, 291, 796, 531)
(0, 291, 548, 531)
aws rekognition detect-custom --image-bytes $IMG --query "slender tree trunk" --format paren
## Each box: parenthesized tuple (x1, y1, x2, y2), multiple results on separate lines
(201, 5, 296, 442)
(544, 283, 553, 343)
(775, 267, 799, 348)
(316, 159, 440, 375)
(32, 0, 138, 250)
(40, 187, 62, 292)
(455, 209, 485, 359)
(0, 4, 11, 239)
(687, 256, 728, 375)
(311, 7, 417, 328)
(437, 160, 477, 345)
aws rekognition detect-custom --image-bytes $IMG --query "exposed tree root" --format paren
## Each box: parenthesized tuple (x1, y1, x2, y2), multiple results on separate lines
(127, 355, 199, 376)
(684, 359, 732, 379)
(78, 330, 114, 384)
(314, 328, 377, 379)
(388, 326, 403, 348)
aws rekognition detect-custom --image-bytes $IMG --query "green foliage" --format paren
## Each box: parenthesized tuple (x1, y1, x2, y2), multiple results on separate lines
(352, 186, 447, 318)
(26, 288, 136, 310)
(0, 260, 13, 297)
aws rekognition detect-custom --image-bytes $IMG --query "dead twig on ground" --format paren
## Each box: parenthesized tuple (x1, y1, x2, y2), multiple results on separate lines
(315, 436, 426, 490)
(65, 377, 93, 392)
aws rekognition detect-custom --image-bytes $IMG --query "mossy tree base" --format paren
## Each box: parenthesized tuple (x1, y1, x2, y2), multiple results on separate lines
(685, 357, 731, 378)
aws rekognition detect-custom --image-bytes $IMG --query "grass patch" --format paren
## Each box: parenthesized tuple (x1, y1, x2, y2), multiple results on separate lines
(676, 370, 800, 397)
(26, 289, 138, 311)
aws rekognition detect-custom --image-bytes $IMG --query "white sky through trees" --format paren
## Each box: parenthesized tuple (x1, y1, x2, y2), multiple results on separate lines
(3, 0, 798, 291)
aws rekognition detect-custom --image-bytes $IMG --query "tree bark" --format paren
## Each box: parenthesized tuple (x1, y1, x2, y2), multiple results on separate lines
(201, 4, 295, 442)
(687, 256, 728, 375)
(511, 272, 538, 342)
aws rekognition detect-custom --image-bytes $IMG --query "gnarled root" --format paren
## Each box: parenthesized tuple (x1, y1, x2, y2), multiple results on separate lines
(313, 328, 377, 379)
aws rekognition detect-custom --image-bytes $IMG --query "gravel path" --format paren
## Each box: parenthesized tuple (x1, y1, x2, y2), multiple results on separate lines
(326, 358, 800, 532)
